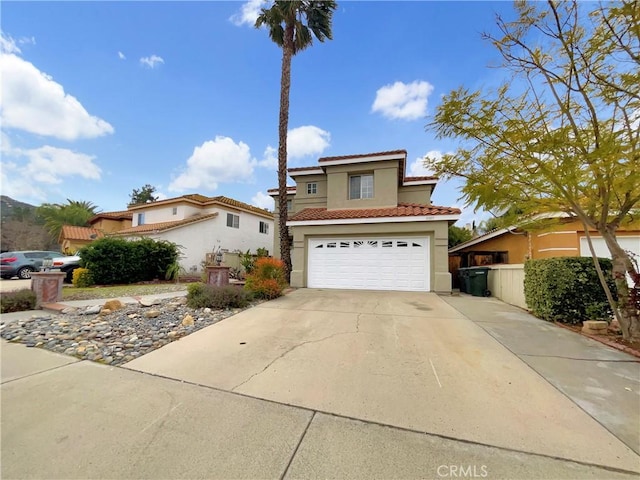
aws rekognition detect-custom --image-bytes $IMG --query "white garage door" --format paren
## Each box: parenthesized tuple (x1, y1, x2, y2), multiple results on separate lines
(307, 237, 430, 291)
(580, 236, 640, 287)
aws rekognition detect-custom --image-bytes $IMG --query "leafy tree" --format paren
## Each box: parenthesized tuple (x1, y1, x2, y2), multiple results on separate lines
(425, 1, 639, 340)
(129, 184, 159, 205)
(36, 199, 100, 242)
(448, 225, 473, 248)
(255, 0, 337, 280)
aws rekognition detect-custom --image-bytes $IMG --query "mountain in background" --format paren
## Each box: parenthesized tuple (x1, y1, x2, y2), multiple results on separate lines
(1, 196, 58, 252)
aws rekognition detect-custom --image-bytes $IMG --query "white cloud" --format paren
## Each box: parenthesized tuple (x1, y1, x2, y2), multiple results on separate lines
(0, 136, 102, 202)
(169, 136, 256, 192)
(372, 80, 434, 120)
(18, 36, 36, 46)
(230, 0, 269, 26)
(251, 191, 274, 210)
(140, 54, 164, 68)
(0, 53, 114, 140)
(258, 145, 278, 169)
(0, 33, 21, 54)
(118, 51, 126, 60)
(287, 125, 331, 160)
(408, 150, 449, 177)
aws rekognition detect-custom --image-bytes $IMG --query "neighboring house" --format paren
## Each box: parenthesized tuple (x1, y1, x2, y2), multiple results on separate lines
(268, 149, 460, 292)
(57, 210, 133, 253)
(58, 226, 104, 254)
(88, 210, 133, 233)
(112, 195, 274, 273)
(448, 218, 640, 287)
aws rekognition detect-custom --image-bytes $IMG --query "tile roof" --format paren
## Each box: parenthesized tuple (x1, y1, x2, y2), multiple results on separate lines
(288, 203, 461, 221)
(267, 186, 297, 195)
(288, 166, 323, 172)
(318, 149, 407, 162)
(404, 176, 438, 182)
(89, 210, 133, 222)
(112, 213, 218, 235)
(125, 194, 273, 218)
(60, 226, 104, 241)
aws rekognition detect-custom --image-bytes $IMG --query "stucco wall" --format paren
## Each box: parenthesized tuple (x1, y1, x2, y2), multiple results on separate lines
(326, 162, 398, 209)
(289, 220, 451, 292)
(92, 218, 131, 233)
(397, 184, 432, 205)
(455, 232, 530, 264)
(131, 202, 202, 226)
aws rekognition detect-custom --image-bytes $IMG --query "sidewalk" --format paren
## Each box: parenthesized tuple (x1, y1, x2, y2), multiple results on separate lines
(441, 294, 640, 456)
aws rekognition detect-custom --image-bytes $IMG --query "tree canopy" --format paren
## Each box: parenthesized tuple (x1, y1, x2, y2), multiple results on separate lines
(426, 0, 639, 340)
(36, 199, 100, 242)
(129, 184, 159, 205)
(448, 225, 473, 248)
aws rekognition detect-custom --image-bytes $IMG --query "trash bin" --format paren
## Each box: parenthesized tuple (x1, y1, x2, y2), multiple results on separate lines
(458, 268, 471, 294)
(468, 267, 491, 297)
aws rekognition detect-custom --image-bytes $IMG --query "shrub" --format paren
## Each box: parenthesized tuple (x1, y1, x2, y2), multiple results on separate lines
(524, 257, 617, 324)
(186, 283, 251, 309)
(245, 257, 287, 300)
(78, 237, 180, 285)
(1, 289, 37, 313)
(72, 268, 95, 288)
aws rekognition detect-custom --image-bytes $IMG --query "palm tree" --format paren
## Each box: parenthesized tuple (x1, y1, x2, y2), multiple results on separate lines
(36, 199, 100, 242)
(255, 0, 337, 280)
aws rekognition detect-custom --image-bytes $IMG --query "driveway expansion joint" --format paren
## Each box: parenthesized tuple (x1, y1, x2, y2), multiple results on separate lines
(124, 367, 640, 477)
(279, 411, 316, 480)
(519, 353, 640, 363)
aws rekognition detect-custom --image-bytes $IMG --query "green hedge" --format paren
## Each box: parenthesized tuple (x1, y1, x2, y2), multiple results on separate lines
(524, 257, 616, 324)
(78, 237, 180, 285)
(1, 289, 37, 313)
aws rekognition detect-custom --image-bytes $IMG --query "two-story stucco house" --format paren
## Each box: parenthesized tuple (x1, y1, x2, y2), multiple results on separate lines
(268, 150, 460, 292)
(112, 195, 274, 273)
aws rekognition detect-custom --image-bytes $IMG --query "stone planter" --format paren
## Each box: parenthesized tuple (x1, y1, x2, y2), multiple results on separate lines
(30, 271, 66, 305)
(205, 266, 230, 287)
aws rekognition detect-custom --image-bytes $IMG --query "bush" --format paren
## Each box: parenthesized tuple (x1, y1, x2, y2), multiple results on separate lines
(245, 257, 287, 300)
(524, 257, 617, 324)
(72, 268, 95, 288)
(186, 283, 251, 309)
(1, 289, 37, 313)
(78, 237, 180, 285)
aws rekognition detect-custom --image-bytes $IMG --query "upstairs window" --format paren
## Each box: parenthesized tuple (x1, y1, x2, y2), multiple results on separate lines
(349, 174, 373, 200)
(259, 221, 269, 234)
(172, 207, 178, 215)
(137, 213, 145, 225)
(286, 199, 293, 211)
(307, 182, 317, 195)
(226, 213, 239, 229)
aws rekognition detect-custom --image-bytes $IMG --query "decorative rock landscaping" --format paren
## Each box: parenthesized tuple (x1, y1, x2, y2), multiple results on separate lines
(0, 296, 254, 366)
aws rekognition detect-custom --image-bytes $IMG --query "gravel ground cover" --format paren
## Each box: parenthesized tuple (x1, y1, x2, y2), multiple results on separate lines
(0, 296, 258, 366)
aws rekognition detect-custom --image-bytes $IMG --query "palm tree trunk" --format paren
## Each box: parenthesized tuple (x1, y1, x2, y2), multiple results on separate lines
(277, 24, 294, 282)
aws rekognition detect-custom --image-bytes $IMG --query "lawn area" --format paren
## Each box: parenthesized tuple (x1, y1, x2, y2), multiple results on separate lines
(62, 282, 197, 301)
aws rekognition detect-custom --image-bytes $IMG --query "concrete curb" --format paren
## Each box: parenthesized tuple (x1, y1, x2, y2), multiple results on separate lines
(553, 321, 640, 360)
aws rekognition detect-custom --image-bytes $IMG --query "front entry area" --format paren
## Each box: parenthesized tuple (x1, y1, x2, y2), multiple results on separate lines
(307, 236, 430, 291)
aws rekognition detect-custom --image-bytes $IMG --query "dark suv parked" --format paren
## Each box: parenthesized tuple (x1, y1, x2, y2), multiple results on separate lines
(0, 251, 62, 279)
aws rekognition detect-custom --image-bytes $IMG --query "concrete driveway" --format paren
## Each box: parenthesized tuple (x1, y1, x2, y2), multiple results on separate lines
(126, 289, 640, 471)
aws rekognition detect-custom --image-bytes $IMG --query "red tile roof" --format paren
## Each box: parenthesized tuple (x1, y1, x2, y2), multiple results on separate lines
(267, 186, 297, 195)
(89, 210, 133, 223)
(288, 203, 461, 221)
(112, 213, 218, 235)
(125, 195, 273, 218)
(318, 149, 407, 162)
(288, 166, 323, 172)
(60, 226, 104, 241)
(404, 176, 438, 182)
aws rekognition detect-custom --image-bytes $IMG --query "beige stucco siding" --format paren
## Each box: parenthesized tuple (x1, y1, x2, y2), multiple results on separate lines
(289, 220, 451, 292)
(398, 185, 433, 205)
(326, 161, 399, 209)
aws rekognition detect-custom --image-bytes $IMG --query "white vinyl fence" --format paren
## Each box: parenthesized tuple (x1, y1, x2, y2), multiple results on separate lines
(487, 264, 527, 309)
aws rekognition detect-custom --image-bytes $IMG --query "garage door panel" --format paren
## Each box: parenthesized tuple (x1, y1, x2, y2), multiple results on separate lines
(308, 237, 430, 292)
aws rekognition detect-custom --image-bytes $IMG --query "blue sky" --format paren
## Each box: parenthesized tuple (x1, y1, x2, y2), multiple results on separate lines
(1, 1, 517, 226)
